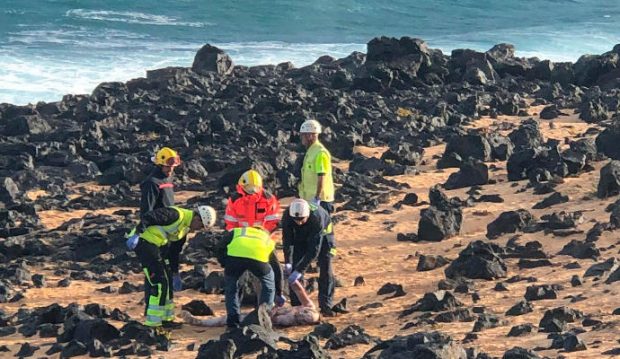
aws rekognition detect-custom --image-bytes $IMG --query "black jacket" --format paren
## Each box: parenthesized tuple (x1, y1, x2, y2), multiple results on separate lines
(140, 166, 175, 218)
(282, 206, 332, 273)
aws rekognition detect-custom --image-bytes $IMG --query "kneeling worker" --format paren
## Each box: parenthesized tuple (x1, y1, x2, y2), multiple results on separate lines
(224, 226, 277, 328)
(126, 205, 216, 334)
(282, 199, 336, 316)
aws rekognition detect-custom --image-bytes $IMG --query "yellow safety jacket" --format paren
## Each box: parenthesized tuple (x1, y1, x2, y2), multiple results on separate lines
(139, 206, 194, 247)
(299, 141, 335, 202)
(227, 227, 275, 263)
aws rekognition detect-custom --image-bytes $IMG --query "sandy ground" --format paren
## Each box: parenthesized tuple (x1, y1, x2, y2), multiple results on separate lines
(3, 108, 620, 359)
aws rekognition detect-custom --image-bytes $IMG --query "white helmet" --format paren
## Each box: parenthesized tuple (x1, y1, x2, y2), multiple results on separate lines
(299, 120, 321, 134)
(289, 199, 310, 219)
(197, 205, 217, 228)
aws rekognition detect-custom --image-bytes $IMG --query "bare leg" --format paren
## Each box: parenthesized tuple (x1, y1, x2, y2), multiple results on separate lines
(181, 280, 318, 328)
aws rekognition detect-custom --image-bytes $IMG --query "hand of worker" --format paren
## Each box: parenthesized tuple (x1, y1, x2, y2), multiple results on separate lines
(275, 294, 287, 307)
(283, 263, 292, 275)
(172, 274, 183, 291)
(311, 197, 321, 207)
(288, 271, 302, 284)
(125, 234, 139, 251)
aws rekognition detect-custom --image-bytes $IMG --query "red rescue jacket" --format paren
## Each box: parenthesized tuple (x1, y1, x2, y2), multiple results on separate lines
(224, 185, 281, 232)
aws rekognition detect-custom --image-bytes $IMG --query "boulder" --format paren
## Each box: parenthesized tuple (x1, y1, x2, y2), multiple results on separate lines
(438, 133, 492, 168)
(507, 324, 535, 337)
(417, 187, 462, 242)
(502, 347, 541, 359)
(16, 342, 39, 357)
(579, 99, 608, 123)
(182, 300, 214, 316)
(192, 44, 233, 75)
(4, 115, 51, 136)
(597, 160, 620, 198)
(486, 210, 535, 239)
(363, 331, 467, 359)
(606, 266, 620, 284)
(325, 324, 378, 350)
(596, 121, 620, 160)
(524, 284, 560, 301)
(550, 332, 587, 351)
(508, 119, 544, 151)
(417, 255, 450, 272)
(532, 191, 569, 209)
(61, 340, 89, 358)
(219, 324, 278, 357)
(539, 105, 565, 120)
(0, 177, 20, 203)
(445, 240, 507, 280)
(488, 132, 514, 161)
(265, 335, 330, 359)
(558, 240, 600, 260)
(73, 318, 120, 344)
(418, 205, 462, 242)
(506, 300, 534, 316)
(539, 306, 583, 332)
(472, 313, 506, 332)
(584, 257, 619, 277)
(443, 159, 488, 190)
(400, 290, 462, 317)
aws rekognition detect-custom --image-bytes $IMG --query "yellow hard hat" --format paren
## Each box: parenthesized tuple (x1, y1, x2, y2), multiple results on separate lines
(152, 147, 181, 167)
(238, 170, 263, 194)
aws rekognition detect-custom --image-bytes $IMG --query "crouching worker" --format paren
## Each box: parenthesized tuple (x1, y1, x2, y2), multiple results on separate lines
(282, 199, 336, 316)
(224, 226, 278, 329)
(126, 205, 216, 334)
(182, 276, 319, 327)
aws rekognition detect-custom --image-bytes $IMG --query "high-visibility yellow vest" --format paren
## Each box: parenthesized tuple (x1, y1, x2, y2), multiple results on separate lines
(299, 141, 334, 202)
(139, 206, 194, 247)
(227, 227, 275, 263)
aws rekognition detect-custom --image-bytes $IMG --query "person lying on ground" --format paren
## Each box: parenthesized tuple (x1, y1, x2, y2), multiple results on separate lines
(181, 280, 319, 327)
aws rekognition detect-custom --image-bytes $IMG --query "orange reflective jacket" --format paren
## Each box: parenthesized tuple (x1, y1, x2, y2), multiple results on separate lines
(224, 185, 281, 232)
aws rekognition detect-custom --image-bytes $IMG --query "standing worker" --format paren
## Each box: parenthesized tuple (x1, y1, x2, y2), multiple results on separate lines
(126, 205, 216, 334)
(224, 170, 286, 307)
(298, 120, 335, 214)
(224, 226, 277, 329)
(139, 147, 185, 328)
(281, 199, 336, 317)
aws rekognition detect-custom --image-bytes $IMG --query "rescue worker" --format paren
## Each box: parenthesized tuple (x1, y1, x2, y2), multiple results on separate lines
(126, 205, 216, 334)
(224, 170, 286, 308)
(139, 147, 185, 328)
(224, 226, 276, 328)
(298, 120, 335, 214)
(281, 199, 336, 316)
(224, 169, 280, 232)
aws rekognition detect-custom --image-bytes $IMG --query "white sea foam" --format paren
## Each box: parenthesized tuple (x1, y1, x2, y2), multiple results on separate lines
(65, 9, 211, 28)
(1, 35, 618, 105)
(0, 42, 367, 105)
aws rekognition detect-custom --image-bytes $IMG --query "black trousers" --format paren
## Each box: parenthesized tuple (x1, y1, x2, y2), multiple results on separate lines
(134, 240, 169, 319)
(140, 238, 186, 315)
(290, 235, 335, 311)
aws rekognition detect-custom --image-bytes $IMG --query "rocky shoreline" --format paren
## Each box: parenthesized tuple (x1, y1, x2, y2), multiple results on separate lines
(1, 36, 620, 358)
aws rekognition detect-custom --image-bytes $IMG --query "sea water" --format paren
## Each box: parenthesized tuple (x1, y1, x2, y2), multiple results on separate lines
(1, 0, 619, 105)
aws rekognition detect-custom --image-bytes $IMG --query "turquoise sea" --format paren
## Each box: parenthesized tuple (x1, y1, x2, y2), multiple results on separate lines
(1, 0, 619, 104)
